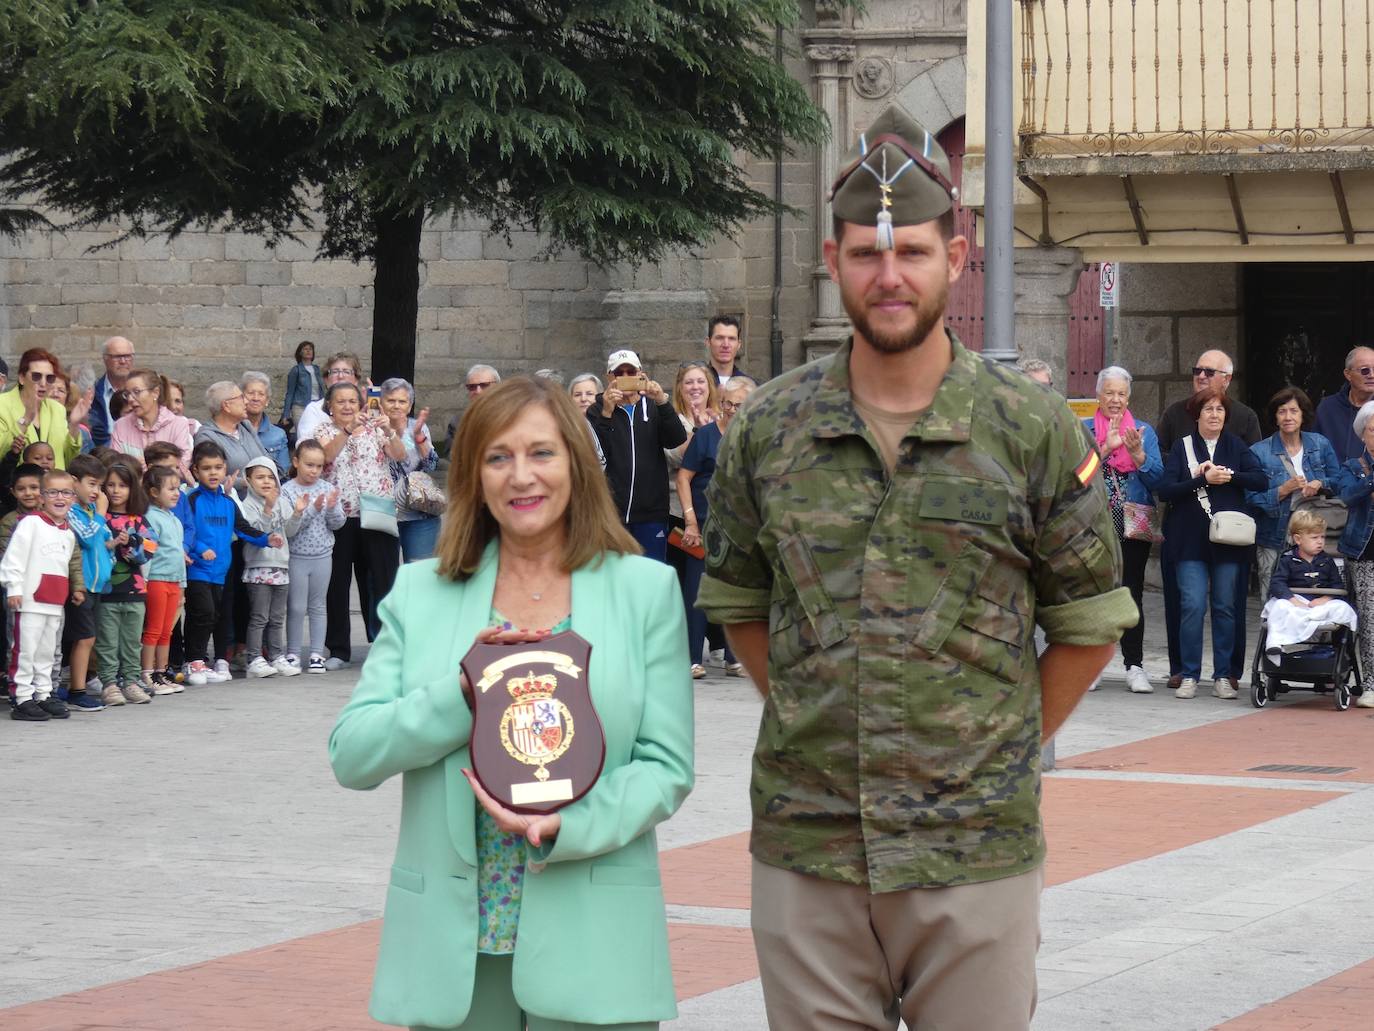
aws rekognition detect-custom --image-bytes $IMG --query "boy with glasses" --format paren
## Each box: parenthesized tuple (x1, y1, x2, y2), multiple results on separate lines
(1, 469, 84, 721)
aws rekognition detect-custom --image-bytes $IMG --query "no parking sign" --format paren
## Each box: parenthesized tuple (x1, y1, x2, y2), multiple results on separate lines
(1099, 262, 1119, 308)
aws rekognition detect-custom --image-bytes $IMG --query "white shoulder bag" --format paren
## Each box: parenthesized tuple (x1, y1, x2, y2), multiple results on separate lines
(1183, 437, 1255, 547)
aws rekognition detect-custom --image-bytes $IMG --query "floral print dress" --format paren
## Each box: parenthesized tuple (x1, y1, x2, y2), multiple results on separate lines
(476, 610, 572, 954)
(312, 421, 395, 518)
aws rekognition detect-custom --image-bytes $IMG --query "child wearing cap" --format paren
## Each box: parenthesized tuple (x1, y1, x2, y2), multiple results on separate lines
(586, 349, 687, 561)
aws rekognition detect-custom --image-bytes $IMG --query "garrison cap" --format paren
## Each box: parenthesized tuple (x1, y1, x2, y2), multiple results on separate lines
(829, 105, 957, 249)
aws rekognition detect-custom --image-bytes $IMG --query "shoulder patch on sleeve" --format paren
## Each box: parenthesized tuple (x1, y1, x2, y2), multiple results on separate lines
(1074, 448, 1101, 486)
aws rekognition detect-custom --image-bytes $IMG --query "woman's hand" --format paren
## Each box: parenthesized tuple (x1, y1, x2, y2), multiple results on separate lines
(1202, 462, 1232, 485)
(413, 408, 431, 455)
(461, 769, 562, 849)
(69, 388, 94, 429)
(1103, 415, 1124, 454)
(681, 520, 701, 549)
(1278, 475, 1306, 499)
(458, 625, 552, 705)
(1302, 479, 1323, 498)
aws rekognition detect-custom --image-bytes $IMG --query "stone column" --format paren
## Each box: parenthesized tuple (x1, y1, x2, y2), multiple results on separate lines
(1012, 246, 1084, 391)
(802, 43, 856, 361)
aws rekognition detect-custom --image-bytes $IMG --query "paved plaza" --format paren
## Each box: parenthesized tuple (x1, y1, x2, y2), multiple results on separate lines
(4, 589, 1374, 1030)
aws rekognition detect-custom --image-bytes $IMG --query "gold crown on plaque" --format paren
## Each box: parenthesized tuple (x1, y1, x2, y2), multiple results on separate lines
(507, 671, 557, 702)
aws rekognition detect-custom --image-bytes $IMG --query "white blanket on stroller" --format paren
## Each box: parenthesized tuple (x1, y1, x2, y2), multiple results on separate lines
(1260, 597, 1359, 650)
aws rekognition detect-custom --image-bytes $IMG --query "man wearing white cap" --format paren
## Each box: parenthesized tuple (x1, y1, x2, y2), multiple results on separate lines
(586, 349, 687, 561)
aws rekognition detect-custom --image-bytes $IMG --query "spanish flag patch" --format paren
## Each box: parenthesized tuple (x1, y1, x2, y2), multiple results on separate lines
(1074, 449, 1101, 485)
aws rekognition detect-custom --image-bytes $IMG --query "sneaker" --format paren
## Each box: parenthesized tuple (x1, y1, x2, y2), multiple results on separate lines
(691, 663, 706, 680)
(148, 672, 177, 697)
(11, 699, 50, 721)
(56, 685, 70, 702)
(229, 651, 248, 672)
(122, 681, 152, 704)
(1167, 674, 1182, 691)
(184, 661, 209, 687)
(1125, 666, 1154, 694)
(324, 656, 349, 671)
(100, 682, 126, 706)
(708, 648, 725, 667)
(273, 655, 302, 678)
(1356, 691, 1374, 709)
(246, 657, 278, 679)
(86, 676, 103, 695)
(212, 659, 233, 682)
(38, 697, 70, 719)
(307, 655, 327, 674)
(1176, 678, 1198, 699)
(1087, 676, 1101, 692)
(67, 692, 105, 712)
(164, 665, 186, 685)
(725, 662, 746, 677)
(1212, 677, 1238, 700)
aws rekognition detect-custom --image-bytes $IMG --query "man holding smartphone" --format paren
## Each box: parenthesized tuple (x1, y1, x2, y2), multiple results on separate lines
(587, 349, 687, 561)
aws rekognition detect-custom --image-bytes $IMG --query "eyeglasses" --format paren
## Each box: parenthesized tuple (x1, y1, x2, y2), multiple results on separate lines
(1354, 365, 1374, 377)
(106, 352, 135, 362)
(327, 368, 355, 379)
(122, 386, 153, 399)
(720, 400, 741, 413)
(224, 393, 244, 404)
(1191, 366, 1229, 378)
(26, 371, 58, 385)
(466, 381, 497, 393)
(42, 489, 76, 499)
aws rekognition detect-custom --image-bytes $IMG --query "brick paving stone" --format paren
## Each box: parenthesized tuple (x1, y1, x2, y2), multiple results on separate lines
(1216, 955, 1374, 1030)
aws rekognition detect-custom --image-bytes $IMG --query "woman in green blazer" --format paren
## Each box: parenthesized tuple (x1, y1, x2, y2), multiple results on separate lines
(0, 348, 90, 469)
(330, 376, 694, 1031)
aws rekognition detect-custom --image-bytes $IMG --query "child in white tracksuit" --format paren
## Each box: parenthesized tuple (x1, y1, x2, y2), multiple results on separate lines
(279, 439, 344, 674)
(239, 457, 304, 678)
(1, 471, 81, 721)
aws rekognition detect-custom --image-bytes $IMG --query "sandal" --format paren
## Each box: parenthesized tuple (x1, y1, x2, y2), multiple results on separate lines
(691, 664, 707, 679)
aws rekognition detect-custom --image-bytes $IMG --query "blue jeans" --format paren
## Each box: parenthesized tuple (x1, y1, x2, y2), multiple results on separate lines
(626, 520, 668, 562)
(1175, 559, 1244, 681)
(682, 554, 736, 666)
(397, 516, 440, 563)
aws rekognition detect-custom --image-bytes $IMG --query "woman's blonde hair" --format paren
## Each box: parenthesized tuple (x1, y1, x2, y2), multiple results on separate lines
(436, 376, 640, 580)
(672, 361, 719, 420)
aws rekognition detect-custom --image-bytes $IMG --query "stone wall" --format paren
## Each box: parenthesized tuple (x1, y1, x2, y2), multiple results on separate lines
(1113, 263, 1244, 425)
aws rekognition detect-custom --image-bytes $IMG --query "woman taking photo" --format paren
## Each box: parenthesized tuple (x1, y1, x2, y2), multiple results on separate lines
(1156, 388, 1266, 700)
(281, 340, 324, 430)
(1336, 401, 1374, 708)
(679, 376, 752, 679)
(0, 348, 91, 468)
(315, 381, 406, 668)
(109, 368, 195, 478)
(329, 376, 692, 1031)
(1248, 386, 1342, 590)
(379, 377, 440, 563)
(1083, 366, 1166, 694)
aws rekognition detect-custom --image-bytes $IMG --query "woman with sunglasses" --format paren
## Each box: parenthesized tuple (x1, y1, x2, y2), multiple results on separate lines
(0, 348, 91, 470)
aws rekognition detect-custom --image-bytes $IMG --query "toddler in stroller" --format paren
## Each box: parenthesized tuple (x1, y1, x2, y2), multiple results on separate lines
(1254, 510, 1365, 709)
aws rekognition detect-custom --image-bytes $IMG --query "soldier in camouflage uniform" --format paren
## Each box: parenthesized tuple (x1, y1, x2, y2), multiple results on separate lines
(696, 105, 1138, 1030)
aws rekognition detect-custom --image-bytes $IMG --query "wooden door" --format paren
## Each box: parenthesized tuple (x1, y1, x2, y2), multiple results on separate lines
(941, 120, 985, 352)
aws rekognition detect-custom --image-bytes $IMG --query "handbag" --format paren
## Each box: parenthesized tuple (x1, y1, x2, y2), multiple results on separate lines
(395, 471, 446, 516)
(1277, 449, 1347, 554)
(1122, 500, 1163, 544)
(359, 491, 400, 537)
(1183, 437, 1256, 546)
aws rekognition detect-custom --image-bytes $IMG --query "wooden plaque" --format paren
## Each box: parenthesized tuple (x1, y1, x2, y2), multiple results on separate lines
(462, 630, 605, 814)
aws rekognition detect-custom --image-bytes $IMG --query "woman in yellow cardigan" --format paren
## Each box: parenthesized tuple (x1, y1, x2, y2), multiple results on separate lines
(0, 348, 91, 468)
(329, 376, 694, 1031)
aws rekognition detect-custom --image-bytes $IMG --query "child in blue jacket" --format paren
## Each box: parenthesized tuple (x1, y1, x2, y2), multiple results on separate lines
(179, 441, 275, 686)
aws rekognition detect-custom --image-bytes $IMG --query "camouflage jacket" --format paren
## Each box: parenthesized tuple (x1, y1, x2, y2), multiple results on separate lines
(696, 335, 1137, 892)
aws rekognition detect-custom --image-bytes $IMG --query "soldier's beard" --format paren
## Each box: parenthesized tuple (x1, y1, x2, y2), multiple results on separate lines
(845, 278, 949, 354)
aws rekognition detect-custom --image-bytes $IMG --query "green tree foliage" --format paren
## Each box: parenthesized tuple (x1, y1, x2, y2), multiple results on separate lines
(1, 1, 827, 380)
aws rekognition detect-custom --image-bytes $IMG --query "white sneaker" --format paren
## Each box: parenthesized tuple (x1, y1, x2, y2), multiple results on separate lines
(1176, 678, 1198, 699)
(1356, 691, 1374, 708)
(324, 656, 349, 671)
(246, 657, 278, 678)
(184, 662, 209, 687)
(1087, 676, 1100, 692)
(273, 655, 302, 678)
(211, 659, 232, 682)
(1212, 677, 1238, 700)
(307, 655, 327, 674)
(1125, 666, 1154, 694)
(708, 648, 725, 667)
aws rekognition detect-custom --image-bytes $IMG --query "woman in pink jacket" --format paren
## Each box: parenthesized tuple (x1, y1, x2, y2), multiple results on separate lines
(108, 368, 194, 480)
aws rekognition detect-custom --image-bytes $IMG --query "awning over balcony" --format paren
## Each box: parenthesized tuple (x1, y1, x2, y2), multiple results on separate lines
(963, 0, 1374, 262)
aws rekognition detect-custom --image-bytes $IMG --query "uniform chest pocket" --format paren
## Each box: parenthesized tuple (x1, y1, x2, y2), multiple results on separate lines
(912, 542, 1030, 685)
(769, 533, 847, 666)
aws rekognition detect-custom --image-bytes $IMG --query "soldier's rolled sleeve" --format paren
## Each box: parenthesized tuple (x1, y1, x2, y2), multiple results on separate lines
(1032, 408, 1138, 646)
(696, 412, 772, 625)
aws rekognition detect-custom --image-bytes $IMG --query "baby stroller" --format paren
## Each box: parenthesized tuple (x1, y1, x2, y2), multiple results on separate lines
(1250, 587, 1363, 710)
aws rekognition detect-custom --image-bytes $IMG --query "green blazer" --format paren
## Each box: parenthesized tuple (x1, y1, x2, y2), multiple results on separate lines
(329, 543, 694, 1029)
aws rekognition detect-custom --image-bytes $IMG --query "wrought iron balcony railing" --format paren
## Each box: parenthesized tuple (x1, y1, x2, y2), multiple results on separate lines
(1019, 0, 1374, 159)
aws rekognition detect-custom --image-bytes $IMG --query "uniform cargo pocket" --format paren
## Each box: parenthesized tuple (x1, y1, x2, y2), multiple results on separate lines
(775, 534, 847, 651)
(915, 544, 1029, 685)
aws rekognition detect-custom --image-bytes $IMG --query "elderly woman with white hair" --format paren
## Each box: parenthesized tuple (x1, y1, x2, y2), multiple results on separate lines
(240, 371, 290, 476)
(378, 376, 440, 563)
(1336, 400, 1374, 707)
(568, 373, 607, 470)
(1082, 366, 1167, 694)
(193, 381, 268, 487)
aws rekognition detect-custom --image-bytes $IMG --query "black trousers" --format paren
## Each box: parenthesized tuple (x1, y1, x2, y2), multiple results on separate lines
(184, 580, 222, 666)
(325, 517, 400, 662)
(1119, 538, 1152, 668)
(214, 541, 248, 660)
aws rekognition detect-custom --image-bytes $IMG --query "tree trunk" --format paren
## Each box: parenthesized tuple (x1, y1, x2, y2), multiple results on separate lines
(370, 205, 425, 384)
